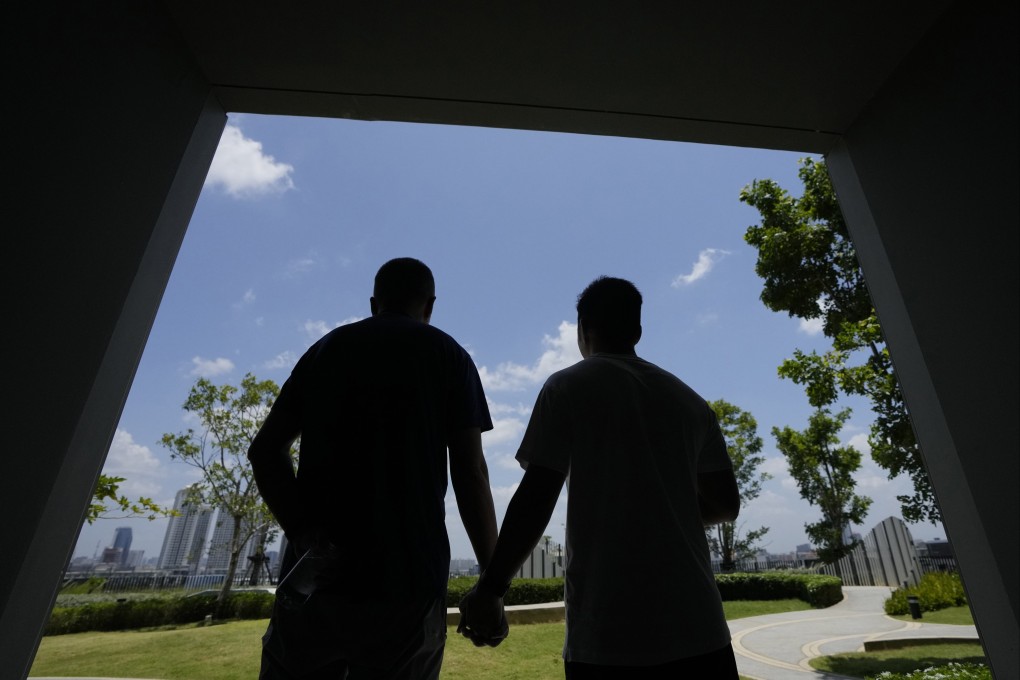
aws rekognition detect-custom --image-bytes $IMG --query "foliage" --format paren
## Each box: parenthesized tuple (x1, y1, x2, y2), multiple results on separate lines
(44, 592, 276, 636)
(811, 646, 989, 680)
(741, 158, 938, 523)
(706, 400, 771, 569)
(447, 577, 565, 608)
(884, 572, 967, 615)
(87, 473, 171, 524)
(866, 664, 991, 680)
(161, 373, 293, 602)
(715, 571, 843, 608)
(773, 407, 872, 563)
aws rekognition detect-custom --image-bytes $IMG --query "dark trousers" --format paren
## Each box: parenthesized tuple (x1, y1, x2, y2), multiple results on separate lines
(259, 544, 446, 679)
(564, 643, 739, 679)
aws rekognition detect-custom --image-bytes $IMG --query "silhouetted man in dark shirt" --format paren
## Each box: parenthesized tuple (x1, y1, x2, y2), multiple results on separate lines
(249, 257, 499, 679)
(459, 276, 740, 678)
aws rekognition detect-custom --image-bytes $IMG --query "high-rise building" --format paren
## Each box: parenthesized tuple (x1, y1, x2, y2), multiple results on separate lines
(204, 509, 259, 574)
(157, 485, 213, 572)
(112, 527, 132, 566)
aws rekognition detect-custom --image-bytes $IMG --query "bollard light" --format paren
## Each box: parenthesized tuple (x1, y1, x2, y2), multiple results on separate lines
(907, 595, 922, 620)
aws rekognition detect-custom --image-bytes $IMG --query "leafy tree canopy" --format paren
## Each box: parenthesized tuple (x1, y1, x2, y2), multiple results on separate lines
(741, 158, 939, 524)
(87, 473, 171, 524)
(706, 399, 771, 569)
(773, 407, 872, 563)
(161, 373, 293, 601)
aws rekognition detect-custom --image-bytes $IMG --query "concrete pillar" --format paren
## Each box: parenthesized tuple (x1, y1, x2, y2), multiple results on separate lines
(827, 4, 1018, 676)
(3, 6, 225, 677)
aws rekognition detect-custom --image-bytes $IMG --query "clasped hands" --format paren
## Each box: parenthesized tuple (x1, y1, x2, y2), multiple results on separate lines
(456, 584, 509, 648)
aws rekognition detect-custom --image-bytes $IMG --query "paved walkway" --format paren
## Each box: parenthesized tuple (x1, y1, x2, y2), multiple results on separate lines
(30, 586, 979, 680)
(729, 586, 979, 680)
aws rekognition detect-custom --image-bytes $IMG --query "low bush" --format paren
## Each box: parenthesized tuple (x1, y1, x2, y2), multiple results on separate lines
(48, 572, 840, 635)
(45, 591, 276, 636)
(884, 572, 966, 615)
(716, 572, 843, 608)
(867, 662, 991, 679)
(446, 577, 564, 607)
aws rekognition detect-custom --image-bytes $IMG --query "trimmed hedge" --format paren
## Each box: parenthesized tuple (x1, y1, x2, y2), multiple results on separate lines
(884, 572, 966, 615)
(715, 572, 843, 608)
(446, 577, 564, 607)
(45, 591, 275, 636)
(47, 572, 841, 635)
(449, 573, 841, 609)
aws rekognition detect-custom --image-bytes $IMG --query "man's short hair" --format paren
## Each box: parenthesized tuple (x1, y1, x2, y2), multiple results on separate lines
(576, 276, 642, 345)
(374, 258, 436, 307)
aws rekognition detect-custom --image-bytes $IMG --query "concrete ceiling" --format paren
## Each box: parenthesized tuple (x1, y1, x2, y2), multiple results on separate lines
(165, 2, 951, 153)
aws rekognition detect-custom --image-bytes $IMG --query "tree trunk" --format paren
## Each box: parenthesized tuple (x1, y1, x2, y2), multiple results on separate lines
(218, 514, 243, 606)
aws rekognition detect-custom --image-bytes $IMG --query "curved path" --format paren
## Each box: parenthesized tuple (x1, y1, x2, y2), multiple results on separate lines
(728, 586, 980, 680)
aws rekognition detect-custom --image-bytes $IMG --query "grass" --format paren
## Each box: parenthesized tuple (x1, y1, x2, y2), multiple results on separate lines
(27, 599, 822, 679)
(808, 642, 987, 678)
(889, 605, 975, 626)
(723, 598, 812, 619)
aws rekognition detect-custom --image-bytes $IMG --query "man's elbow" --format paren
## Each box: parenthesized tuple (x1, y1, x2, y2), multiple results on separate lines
(701, 503, 739, 526)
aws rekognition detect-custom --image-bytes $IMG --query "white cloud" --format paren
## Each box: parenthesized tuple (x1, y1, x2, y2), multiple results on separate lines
(102, 429, 164, 497)
(478, 321, 581, 391)
(284, 255, 318, 277)
(189, 356, 235, 377)
(487, 400, 532, 418)
(264, 351, 298, 370)
(303, 320, 332, 339)
(483, 417, 527, 449)
(494, 454, 525, 470)
(845, 432, 871, 455)
(232, 288, 257, 310)
(760, 456, 790, 478)
(696, 312, 720, 326)
(302, 316, 363, 341)
(672, 248, 731, 287)
(798, 317, 825, 335)
(205, 124, 294, 198)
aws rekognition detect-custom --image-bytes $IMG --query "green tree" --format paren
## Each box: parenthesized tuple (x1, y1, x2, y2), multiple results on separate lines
(706, 400, 771, 571)
(161, 373, 294, 602)
(87, 473, 170, 524)
(773, 407, 872, 563)
(741, 157, 939, 524)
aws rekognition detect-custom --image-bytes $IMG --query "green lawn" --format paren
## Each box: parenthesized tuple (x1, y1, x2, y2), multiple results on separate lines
(808, 641, 987, 678)
(889, 605, 975, 626)
(28, 599, 817, 680)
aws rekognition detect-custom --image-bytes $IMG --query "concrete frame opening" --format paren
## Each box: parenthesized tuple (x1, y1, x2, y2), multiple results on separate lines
(6, 3, 1016, 678)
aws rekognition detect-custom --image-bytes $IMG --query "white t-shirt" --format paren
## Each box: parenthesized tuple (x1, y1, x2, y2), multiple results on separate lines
(516, 353, 733, 665)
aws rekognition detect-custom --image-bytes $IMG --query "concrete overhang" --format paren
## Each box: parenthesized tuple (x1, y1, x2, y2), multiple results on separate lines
(165, 1, 951, 153)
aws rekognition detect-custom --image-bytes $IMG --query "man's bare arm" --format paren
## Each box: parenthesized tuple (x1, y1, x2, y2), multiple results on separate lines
(478, 464, 566, 594)
(698, 468, 740, 525)
(248, 404, 302, 537)
(449, 427, 499, 571)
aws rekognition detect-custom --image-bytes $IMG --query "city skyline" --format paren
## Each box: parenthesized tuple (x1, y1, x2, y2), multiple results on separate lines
(73, 114, 945, 563)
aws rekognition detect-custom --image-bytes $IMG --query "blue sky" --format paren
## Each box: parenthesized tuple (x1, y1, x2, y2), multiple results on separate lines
(73, 114, 945, 563)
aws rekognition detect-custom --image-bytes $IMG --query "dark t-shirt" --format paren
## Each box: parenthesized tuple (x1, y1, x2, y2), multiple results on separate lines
(273, 312, 491, 599)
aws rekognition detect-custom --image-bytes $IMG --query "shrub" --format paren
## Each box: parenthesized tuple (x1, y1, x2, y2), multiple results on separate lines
(44, 591, 276, 636)
(867, 662, 991, 679)
(445, 577, 565, 608)
(716, 572, 843, 608)
(884, 572, 966, 615)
